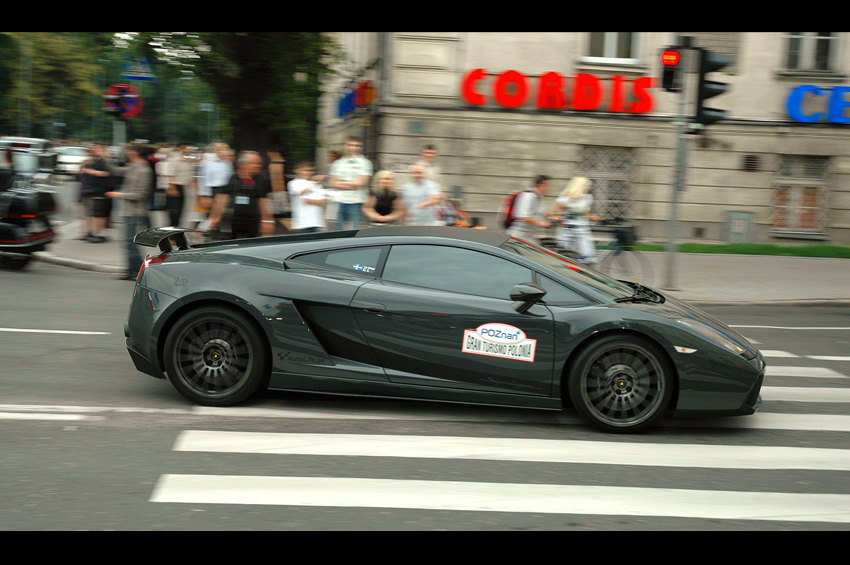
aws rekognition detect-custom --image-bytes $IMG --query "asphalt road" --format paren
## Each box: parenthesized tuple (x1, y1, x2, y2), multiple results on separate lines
(1, 261, 849, 530)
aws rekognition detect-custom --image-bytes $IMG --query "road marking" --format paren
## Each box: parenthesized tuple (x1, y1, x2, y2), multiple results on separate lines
(173, 431, 850, 471)
(150, 475, 850, 523)
(0, 412, 100, 421)
(732, 325, 850, 331)
(808, 355, 850, 362)
(762, 351, 850, 362)
(0, 328, 111, 336)
(767, 366, 847, 379)
(761, 350, 800, 358)
(763, 386, 850, 403)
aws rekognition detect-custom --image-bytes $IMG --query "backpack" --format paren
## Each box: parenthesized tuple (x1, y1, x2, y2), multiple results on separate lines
(498, 190, 531, 229)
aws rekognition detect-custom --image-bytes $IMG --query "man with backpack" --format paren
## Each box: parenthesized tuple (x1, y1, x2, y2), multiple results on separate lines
(505, 175, 552, 245)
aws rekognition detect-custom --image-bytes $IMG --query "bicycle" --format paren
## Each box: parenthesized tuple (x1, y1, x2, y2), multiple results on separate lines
(540, 217, 653, 286)
(594, 220, 654, 286)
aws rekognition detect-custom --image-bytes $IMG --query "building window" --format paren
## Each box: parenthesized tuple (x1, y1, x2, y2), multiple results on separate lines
(770, 155, 830, 238)
(576, 146, 635, 222)
(784, 32, 838, 72)
(585, 32, 640, 65)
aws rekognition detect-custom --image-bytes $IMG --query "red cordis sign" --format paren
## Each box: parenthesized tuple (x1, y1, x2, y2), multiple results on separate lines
(461, 69, 655, 114)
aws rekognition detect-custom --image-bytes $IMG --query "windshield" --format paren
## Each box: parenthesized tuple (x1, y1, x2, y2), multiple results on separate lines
(58, 147, 88, 157)
(500, 238, 634, 300)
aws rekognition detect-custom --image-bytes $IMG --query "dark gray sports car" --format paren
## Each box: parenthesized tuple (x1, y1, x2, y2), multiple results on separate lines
(124, 226, 764, 433)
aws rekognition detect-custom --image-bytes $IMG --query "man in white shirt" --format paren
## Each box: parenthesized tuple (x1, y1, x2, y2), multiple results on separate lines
(402, 163, 444, 226)
(198, 142, 234, 216)
(328, 137, 373, 230)
(506, 175, 552, 245)
(287, 162, 326, 234)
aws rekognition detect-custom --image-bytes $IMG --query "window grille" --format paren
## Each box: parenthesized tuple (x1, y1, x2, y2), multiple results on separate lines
(575, 146, 635, 222)
(770, 155, 830, 236)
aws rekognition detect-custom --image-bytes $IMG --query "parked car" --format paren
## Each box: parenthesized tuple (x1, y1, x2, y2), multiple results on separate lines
(124, 226, 765, 433)
(54, 146, 89, 177)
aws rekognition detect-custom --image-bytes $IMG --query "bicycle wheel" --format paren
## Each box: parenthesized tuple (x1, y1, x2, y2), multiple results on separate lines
(599, 249, 653, 286)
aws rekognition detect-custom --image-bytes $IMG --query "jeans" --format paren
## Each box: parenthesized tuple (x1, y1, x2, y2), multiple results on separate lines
(124, 215, 149, 278)
(335, 202, 362, 231)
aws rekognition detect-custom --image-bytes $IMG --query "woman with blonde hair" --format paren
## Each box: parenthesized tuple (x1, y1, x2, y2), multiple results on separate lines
(551, 176, 602, 264)
(362, 170, 406, 226)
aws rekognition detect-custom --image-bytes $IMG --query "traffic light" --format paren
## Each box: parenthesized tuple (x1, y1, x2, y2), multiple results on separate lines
(661, 48, 683, 92)
(695, 48, 732, 129)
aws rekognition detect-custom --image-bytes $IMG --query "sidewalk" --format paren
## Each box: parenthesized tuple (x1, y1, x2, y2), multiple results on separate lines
(34, 219, 850, 306)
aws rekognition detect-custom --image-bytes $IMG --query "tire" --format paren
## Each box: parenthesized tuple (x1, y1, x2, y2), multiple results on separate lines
(0, 255, 32, 270)
(598, 250, 653, 286)
(163, 306, 270, 407)
(568, 334, 673, 433)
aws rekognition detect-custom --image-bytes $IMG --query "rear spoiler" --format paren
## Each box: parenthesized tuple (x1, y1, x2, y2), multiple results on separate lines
(133, 227, 198, 253)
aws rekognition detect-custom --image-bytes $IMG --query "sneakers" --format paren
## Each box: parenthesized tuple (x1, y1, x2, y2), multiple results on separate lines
(86, 234, 109, 243)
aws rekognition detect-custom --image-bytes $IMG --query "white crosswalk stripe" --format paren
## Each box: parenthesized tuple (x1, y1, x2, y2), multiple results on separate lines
(149, 352, 850, 525)
(150, 475, 850, 523)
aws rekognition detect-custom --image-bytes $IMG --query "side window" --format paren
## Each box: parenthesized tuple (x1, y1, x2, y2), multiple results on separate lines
(382, 245, 533, 300)
(538, 275, 589, 306)
(289, 246, 386, 276)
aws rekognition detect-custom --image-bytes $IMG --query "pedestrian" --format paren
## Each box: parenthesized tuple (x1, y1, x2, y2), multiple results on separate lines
(415, 144, 443, 189)
(208, 150, 275, 240)
(401, 163, 444, 226)
(505, 174, 552, 246)
(79, 142, 113, 243)
(328, 137, 373, 230)
(362, 170, 405, 226)
(165, 142, 195, 228)
(287, 161, 326, 234)
(198, 142, 234, 219)
(101, 143, 153, 281)
(551, 176, 603, 263)
(75, 145, 100, 240)
(267, 148, 291, 233)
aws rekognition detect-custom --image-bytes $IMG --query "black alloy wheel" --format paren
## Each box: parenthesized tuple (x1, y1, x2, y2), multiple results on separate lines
(568, 334, 673, 433)
(163, 306, 269, 406)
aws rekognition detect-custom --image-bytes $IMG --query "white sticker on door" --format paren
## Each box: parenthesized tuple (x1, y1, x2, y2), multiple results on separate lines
(462, 323, 537, 363)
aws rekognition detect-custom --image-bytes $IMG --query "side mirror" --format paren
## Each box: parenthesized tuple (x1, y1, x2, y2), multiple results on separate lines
(510, 283, 547, 314)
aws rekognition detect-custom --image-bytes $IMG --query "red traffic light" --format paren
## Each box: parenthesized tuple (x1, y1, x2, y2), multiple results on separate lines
(661, 50, 680, 66)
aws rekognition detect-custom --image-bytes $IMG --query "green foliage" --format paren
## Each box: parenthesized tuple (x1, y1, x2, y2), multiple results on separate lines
(1, 32, 340, 158)
(0, 32, 104, 138)
(633, 242, 850, 259)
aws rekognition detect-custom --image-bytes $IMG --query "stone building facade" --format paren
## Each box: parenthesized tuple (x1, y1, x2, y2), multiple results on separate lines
(318, 32, 850, 245)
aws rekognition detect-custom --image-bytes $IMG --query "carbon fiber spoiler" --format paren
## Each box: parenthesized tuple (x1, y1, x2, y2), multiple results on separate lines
(133, 227, 198, 253)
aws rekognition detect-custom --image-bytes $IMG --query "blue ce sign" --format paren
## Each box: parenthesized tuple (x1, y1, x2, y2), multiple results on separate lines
(786, 84, 850, 123)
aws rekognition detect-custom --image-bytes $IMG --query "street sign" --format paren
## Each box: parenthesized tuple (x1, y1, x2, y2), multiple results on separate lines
(121, 58, 156, 82)
(102, 84, 144, 119)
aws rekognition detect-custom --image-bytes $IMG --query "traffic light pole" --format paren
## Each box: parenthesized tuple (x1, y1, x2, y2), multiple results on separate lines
(664, 36, 692, 291)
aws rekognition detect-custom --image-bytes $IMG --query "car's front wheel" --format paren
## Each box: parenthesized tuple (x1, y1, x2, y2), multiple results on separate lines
(163, 306, 269, 406)
(568, 334, 673, 433)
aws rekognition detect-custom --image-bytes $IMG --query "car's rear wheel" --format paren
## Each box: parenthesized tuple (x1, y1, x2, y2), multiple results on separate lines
(568, 334, 673, 433)
(163, 306, 269, 406)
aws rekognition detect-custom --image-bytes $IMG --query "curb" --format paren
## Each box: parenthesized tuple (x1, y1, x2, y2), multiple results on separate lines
(33, 251, 123, 274)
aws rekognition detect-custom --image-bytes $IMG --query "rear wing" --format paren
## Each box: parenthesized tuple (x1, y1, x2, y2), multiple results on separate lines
(133, 227, 198, 253)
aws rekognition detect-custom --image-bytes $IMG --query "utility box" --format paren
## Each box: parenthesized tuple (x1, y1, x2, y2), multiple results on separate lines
(726, 211, 753, 244)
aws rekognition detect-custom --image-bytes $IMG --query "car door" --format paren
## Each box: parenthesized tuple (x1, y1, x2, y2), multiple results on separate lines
(351, 244, 556, 396)
(282, 244, 391, 382)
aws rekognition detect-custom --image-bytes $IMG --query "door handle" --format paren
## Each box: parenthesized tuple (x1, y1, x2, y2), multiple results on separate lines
(351, 300, 386, 312)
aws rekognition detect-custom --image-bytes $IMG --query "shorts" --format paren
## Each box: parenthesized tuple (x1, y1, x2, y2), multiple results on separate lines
(91, 196, 113, 218)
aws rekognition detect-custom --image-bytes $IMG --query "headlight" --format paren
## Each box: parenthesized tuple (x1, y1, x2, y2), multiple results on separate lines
(676, 318, 757, 359)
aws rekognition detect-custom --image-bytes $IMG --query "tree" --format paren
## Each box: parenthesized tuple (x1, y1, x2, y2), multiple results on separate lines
(0, 33, 107, 139)
(125, 32, 340, 161)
